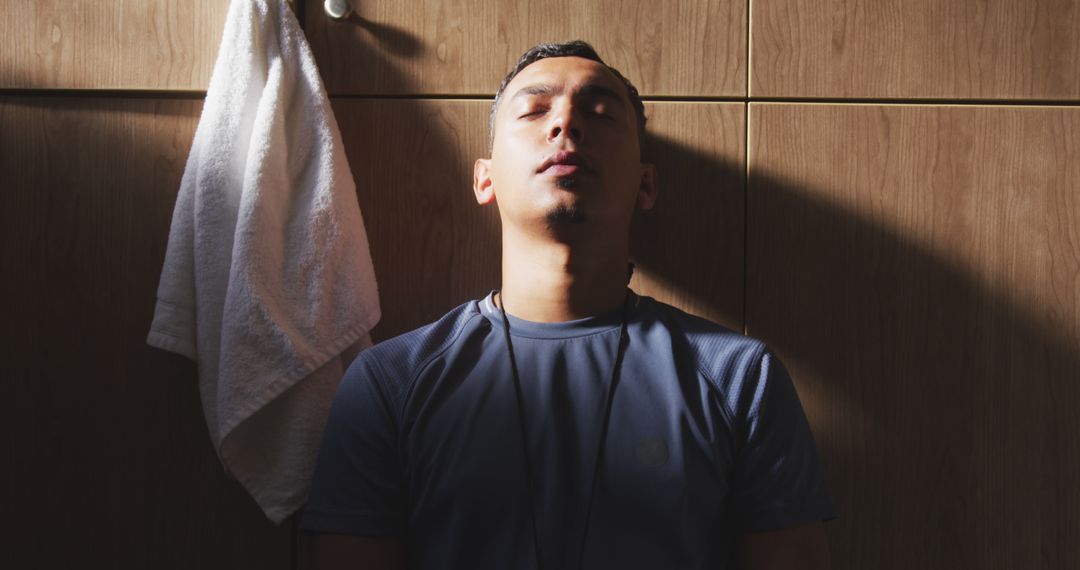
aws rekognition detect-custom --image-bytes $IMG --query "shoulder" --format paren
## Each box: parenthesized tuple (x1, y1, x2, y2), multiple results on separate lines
(635, 294, 792, 422)
(636, 294, 771, 381)
(345, 298, 489, 402)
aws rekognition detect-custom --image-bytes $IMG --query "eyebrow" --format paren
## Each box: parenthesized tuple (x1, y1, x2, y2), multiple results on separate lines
(511, 83, 558, 100)
(510, 82, 627, 109)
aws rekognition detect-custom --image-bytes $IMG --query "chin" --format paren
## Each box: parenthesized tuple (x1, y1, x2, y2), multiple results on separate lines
(544, 203, 588, 227)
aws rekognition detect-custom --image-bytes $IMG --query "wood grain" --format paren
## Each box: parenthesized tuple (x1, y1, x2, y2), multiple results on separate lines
(308, 0, 745, 97)
(1, 0, 228, 90)
(747, 104, 1080, 569)
(332, 99, 745, 340)
(632, 102, 746, 331)
(0, 96, 293, 569)
(751, 0, 1080, 100)
(331, 99, 501, 339)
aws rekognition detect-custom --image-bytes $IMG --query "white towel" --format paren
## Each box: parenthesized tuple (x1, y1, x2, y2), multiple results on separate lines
(147, 0, 380, 523)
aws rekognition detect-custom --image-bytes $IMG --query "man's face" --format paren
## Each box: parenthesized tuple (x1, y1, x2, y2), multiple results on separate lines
(475, 56, 655, 237)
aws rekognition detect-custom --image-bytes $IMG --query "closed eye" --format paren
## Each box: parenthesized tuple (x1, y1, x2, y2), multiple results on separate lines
(519, 108, 547, 119)
(586, 102, 617, 120)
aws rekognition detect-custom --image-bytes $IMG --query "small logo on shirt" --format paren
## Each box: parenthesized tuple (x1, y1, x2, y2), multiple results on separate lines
(635, 437, 669, 467)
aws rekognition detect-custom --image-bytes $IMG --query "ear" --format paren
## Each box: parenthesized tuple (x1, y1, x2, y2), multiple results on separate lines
(473, 158, 496, 205)
(635, 163, 658, 211)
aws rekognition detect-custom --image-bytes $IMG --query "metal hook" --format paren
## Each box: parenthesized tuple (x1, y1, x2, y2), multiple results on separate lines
(324, 0, 353, 20)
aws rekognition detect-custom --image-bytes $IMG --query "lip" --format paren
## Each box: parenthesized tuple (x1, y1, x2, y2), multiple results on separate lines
(537, 151, 590, 175)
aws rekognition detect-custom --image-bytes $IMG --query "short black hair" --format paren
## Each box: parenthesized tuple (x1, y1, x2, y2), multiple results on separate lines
(489, 40, 647, 152)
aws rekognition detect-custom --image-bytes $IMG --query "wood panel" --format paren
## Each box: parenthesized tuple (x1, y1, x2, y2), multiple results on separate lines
(0, 97, 293, 569)
(332, 99, 745, 340)
(751, 0, 1080, 100)
(331, 99, 500, 339)
(309, 0, 745, 97)
(1, 0, 229, 90)
(632, 102, 745, 330)
(747, 104, 1080, 569)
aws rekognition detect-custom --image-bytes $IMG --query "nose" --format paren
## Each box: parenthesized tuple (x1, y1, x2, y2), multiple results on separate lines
(546, 103, 583, 144)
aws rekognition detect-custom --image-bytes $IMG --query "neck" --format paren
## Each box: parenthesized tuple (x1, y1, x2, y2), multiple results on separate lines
(499, 227, 630, 322)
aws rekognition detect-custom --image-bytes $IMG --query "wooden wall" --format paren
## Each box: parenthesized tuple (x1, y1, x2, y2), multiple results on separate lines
(3, 0, 1077, 568)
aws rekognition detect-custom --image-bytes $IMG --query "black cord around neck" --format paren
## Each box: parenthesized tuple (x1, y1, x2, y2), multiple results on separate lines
(496, 291, 632, 570)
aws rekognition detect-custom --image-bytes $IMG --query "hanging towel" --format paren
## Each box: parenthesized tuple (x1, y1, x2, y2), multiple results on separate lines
(146, 0, 380, 523)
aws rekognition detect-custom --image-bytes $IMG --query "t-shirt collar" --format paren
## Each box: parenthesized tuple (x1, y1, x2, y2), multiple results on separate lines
(479, 289, 640, 340)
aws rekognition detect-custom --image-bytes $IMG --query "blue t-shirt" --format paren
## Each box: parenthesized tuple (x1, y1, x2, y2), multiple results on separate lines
(302, 290, 835, 569)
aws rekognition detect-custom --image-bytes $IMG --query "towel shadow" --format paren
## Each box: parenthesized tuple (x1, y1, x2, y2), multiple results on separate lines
(346, 14, 424, 58)
(305, 4, 425, 95)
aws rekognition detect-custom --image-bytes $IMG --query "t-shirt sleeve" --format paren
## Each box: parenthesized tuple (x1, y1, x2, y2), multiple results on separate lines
(300, 355, 406, 536)
(731, 347, 836, 533)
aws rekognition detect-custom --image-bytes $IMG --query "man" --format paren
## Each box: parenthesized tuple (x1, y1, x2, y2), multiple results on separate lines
(301, 41, 835, 570)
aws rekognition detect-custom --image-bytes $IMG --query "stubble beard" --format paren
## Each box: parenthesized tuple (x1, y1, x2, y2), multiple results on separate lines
(544, 177, 588, 229)
(545, 203, 587, 228)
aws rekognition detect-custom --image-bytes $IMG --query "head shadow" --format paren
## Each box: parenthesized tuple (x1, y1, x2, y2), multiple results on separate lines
(634, 125, 1079, 566)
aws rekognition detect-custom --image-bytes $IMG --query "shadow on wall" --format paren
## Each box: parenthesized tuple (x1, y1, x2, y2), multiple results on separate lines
(635, 130, 1079, 569)
(0, 10, 445, 568)
(314, 15, 502, 338)
(1, 92, 297, 568)
(343, 13, 425, 59)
